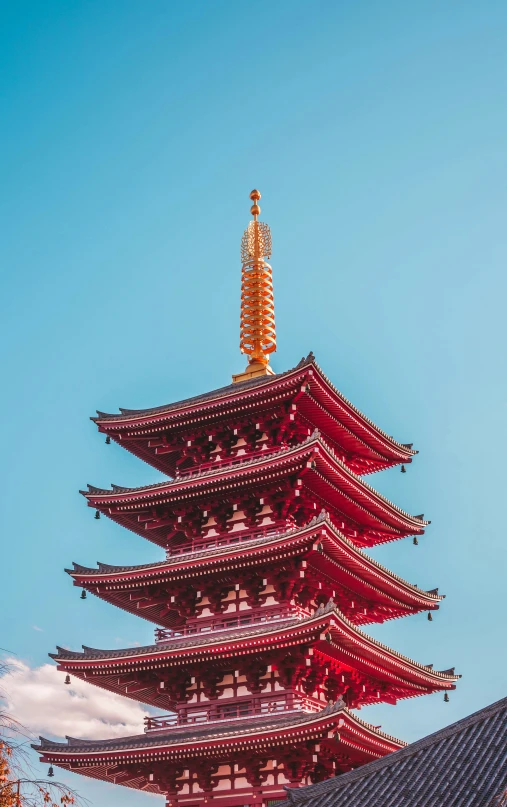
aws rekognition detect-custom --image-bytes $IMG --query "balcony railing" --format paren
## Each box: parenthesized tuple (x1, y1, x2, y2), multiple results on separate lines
(167, 525, 287, 557)
(154, 608, 300, 643)
(144, 694, 320, 733)
(174, 447, 275, 481)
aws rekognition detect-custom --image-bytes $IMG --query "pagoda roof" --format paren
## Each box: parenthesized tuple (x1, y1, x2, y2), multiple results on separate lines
(68, 514, 442, 627)
(50, 603, 458, 705)
(82, 433, 428, 547)
(279, 696, 507, 807)
(93, 354, 416, 476)
(34, 700, 402, 754)
(33, 701, 404, 792)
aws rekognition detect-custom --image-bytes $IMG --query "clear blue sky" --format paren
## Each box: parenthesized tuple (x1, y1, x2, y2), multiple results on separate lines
(1, 1, 506, 805)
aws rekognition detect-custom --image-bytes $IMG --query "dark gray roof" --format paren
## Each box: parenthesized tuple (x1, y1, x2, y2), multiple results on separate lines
(34, 698, 344, 754)
(49, 601, 458, 685)
(67, 514, 330, 575)
(92, 351, 415, 459)
(94, 355, 313, 421)
(50, 615, 301, 660)
(280, 696, 507, 807)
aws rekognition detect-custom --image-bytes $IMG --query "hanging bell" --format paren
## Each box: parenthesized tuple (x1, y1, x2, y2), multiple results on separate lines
(427, 612, 433, 621)
(80, 589, 87, 600)
(444, 693, 449, 703)
(401, 465, 406, 473)
(94, 510, 100, 520)
(64, 675, 71, 685)
(48, 766, 54, 778)
(105, 435, 111, 444)
(413, 537, 418, 546)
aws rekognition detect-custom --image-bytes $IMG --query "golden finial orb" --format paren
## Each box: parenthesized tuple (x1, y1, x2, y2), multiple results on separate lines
(250, 189, 261, 218)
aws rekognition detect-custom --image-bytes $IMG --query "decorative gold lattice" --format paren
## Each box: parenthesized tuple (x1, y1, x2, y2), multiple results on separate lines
(240, 220, 272, 263)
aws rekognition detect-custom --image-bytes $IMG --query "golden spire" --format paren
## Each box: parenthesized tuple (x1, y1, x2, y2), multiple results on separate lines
(232, 190, 277, 383)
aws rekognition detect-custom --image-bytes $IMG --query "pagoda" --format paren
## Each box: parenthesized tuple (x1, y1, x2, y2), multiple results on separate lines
(34, 191, 459, 807)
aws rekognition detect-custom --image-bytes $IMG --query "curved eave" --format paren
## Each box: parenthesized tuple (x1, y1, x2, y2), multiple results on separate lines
(50, 607, 459, 694)
(309, 438, 427, 534)
(82, 435, 427, 546)
(33, 704, 404, 777)
(324, 611, 460, 691)
(68, 517, 442, 626)
(307, 360, 417, 461)
(92, 354, 417, 465)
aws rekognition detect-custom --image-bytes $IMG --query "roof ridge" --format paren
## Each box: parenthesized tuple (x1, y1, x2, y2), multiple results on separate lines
(32, 697, 347, 753)
(50, 616, 303, 660)
(91, 355, 416, 463)
(92, 355, 314, 422)
(310, 358, 418, 456)
(284, 696, 507, 803)
(323, 604, 458, 679)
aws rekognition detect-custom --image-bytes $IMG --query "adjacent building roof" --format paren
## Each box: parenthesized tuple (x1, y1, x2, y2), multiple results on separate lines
(279, 696, 507, 807)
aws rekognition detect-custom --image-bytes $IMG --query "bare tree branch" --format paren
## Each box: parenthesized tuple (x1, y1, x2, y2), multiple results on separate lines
(0, 660, 88, 807)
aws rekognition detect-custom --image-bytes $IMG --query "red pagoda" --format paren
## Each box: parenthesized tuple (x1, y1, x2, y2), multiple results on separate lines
(34, 190, 459, 807)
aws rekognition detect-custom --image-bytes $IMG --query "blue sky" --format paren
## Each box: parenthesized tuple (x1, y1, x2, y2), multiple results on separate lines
(1, 1, 506, 805)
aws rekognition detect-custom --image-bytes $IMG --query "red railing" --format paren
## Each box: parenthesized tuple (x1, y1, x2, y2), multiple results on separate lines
(154, 608, 297, 643)
(174, 447, 275, 481)
(144, 694, 320, 732)
(167, 525, 286, 557)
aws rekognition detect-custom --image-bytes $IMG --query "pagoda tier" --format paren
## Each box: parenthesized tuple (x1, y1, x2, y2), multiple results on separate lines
(83, 434, 428, 550)
(68, 515, 443, 629)
(50, 603, 458, 714)
(93, 355, 416, 477)
(34, 700, 406, 804)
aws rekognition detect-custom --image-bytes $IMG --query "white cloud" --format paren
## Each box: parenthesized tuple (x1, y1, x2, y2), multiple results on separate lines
(1, 658, 150, 741)
(32, 625, 43, 632)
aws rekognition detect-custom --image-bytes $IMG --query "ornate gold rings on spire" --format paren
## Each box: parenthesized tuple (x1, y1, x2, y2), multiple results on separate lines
(233, 190, 277, 383)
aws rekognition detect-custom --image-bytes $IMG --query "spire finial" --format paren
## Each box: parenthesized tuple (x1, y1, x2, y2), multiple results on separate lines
(250, 188, 261, 220)
(232, 190, 277, 383)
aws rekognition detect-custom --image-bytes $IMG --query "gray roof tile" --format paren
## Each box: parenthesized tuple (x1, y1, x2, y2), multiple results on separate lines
(94, 355, 312, 421)
(34, 699, 345, 753)
(280, 696, 507, 807)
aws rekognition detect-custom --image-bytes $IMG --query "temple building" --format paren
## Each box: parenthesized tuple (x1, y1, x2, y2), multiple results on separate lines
(34, 191, 459, 807)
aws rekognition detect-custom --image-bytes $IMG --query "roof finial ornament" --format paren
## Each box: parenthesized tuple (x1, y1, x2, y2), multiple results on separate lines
(232, 190, 277, 383)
